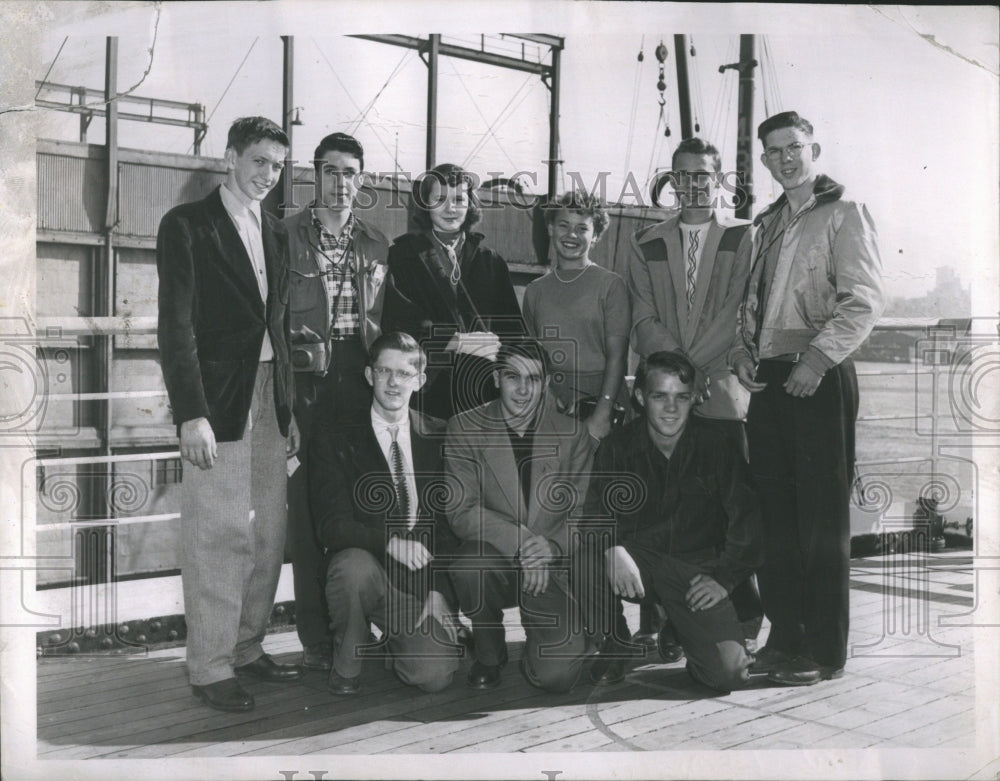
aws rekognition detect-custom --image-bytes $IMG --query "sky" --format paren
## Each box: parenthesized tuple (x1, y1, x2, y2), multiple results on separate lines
(19, 1, 1000, 304)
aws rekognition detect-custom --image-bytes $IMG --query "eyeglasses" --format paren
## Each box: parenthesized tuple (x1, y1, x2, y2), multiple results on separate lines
(371, 366, 418, 382)
(764, 142, 809, 161)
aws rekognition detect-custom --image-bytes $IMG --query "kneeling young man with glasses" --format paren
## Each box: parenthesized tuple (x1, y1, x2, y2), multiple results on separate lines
(581, 351, 763, 692)
(309, 331, 463, 695)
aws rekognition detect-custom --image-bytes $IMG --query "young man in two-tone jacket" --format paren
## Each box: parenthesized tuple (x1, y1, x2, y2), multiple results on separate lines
(730, 111, 884, 687)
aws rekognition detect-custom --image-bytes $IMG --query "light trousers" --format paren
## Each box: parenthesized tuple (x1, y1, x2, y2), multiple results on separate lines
(180, 363, 288, 685)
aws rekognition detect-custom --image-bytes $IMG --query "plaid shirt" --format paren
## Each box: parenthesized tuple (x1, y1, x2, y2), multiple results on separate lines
(311, 210, 360, 339)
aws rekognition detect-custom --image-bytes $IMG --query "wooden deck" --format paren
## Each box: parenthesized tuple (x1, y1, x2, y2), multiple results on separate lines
(37, 552, 979, 759)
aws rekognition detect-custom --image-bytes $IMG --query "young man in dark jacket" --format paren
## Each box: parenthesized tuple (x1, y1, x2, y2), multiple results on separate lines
(309, 332, 462, 694)
(157, 116, 301, 712)
(581, 351, 762, 692)
(283, 133, 391, 670)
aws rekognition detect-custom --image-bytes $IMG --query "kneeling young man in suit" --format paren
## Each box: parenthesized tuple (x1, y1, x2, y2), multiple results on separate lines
(310, 331, 462, 695)
(445, 338, 598, 692)
(582, 351, 762, 692)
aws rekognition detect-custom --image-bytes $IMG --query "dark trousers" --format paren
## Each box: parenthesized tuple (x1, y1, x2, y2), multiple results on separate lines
(287, 337, 372, 650)
(747, 358, 858, 668)
(449, 541, 589, 692)
(579, 542, 752, 692)
(325, 548, 459, 692)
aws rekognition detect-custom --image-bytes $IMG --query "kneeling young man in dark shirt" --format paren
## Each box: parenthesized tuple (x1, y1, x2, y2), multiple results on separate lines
(581, 350, 763, 692)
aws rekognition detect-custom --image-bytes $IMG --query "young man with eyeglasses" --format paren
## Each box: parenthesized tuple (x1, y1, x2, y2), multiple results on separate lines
(729, 111, 884, 686)
(283, 132, 391, 671)
(308, 331, 463, 695)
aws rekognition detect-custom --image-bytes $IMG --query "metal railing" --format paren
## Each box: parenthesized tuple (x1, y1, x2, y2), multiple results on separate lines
(30, 316, 978, 578)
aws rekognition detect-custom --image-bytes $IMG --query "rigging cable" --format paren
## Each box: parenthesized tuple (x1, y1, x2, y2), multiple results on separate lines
(35, 36, 68, 99)
(765, 36, 784, 112)
(347, 49, 413, 137)
(707, 36, 737, 145)
(447, 58, 521, 172)
(187, 37, 259, 154)
(760, 37, 771, 119)
(717, 46, 739, 166)
(311, 38, 400, 170)
(204, 37, 259, 126)
(688, 36, 705, 134)
(643, 110, 665, 192)
(461, 72, 537, 168)
(622, 36, 645, 181)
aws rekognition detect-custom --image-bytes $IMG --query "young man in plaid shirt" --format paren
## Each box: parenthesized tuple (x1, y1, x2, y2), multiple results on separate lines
(283, 132, 391, 670)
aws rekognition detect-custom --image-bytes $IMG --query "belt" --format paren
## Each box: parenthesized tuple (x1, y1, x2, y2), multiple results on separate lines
(760, 353, 801, 363)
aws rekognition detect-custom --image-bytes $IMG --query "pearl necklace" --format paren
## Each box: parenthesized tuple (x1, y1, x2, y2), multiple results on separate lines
(552, 262, 592, 284)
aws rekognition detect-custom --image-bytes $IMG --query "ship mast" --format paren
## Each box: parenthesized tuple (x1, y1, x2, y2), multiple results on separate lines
(719, 35, 758, 220)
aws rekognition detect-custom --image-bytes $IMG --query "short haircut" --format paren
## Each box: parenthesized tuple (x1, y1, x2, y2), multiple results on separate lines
(634, 350, 697, 393)
(543, 190, 610, 239)
(495, 337, 551, 378)
(313, 132, 364, 173)
(226, 116, 289, 154)
(671, 137, 722, 173)
(410, 163, 482, 233)
(368, 331, 426, 371)
(757, 111, 814, 143)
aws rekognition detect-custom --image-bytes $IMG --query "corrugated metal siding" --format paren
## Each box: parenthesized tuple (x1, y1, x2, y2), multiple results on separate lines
(37, 153, 106, 233)
(477, 198, 537, 264)
(118, 162, 224, 239)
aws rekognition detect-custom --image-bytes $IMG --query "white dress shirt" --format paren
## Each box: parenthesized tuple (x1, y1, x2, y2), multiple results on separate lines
(371, 407, 417, 529)
(219, 183, 274, 361)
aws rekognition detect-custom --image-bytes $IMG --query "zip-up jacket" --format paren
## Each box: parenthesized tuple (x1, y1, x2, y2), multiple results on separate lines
(729, 174, 884, 374)
(283, 207, 390, 373)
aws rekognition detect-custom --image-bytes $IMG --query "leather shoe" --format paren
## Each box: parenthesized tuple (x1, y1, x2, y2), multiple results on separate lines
(235, 653, 302, 682)
(327, 668, 361, 695)
(466, 647, 507, 689)
(589, 654, 626, 686)
(589, 637, 627, 686)
(301, 645, 332, 671)
(191, 678, 254, 712)
(656, 623, 685, 664)
(767, 655, 844, 686)
(748, 645, 792, 675)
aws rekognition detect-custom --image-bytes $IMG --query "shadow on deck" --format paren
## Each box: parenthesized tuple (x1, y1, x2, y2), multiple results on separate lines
(37, 552, 977, 757)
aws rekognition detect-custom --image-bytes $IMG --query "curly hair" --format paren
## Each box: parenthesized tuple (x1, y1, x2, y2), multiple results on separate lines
(542, 190, 609, 239)
(410, 163, 482, 233)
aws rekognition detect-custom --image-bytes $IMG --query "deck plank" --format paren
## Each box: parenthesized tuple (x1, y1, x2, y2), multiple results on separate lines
(35, 552, 980, 756)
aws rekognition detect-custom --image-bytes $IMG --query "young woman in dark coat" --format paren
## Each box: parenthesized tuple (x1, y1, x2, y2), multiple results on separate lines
(381, 164, 525, 420)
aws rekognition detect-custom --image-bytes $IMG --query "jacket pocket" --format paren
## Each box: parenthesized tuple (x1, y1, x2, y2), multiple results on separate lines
(289, 267, 325, 313)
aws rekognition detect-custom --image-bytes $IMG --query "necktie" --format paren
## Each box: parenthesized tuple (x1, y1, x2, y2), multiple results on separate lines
(686, 228, 699, 310)
(388, 425, 410, 520)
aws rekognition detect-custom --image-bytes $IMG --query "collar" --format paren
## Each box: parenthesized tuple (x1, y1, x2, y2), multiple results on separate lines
(311, 209, 355, 241)
(219, 183, 262, 225)
(371, 406, 410, 435)
(753, 173, 845, 226)
(678, 219, 712, 233)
